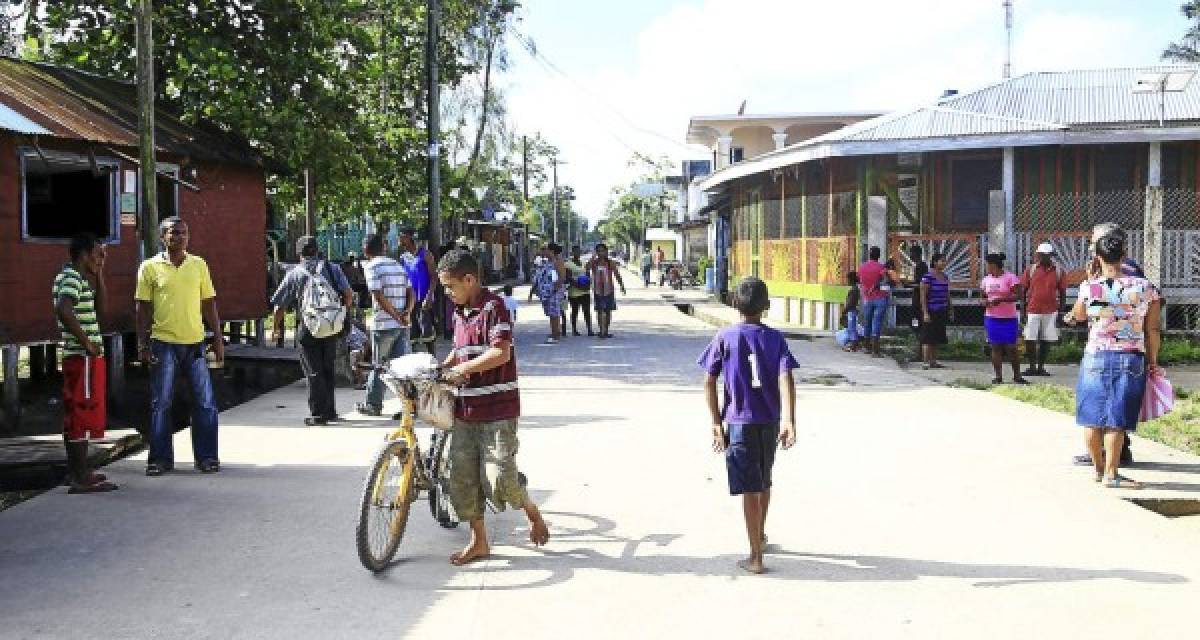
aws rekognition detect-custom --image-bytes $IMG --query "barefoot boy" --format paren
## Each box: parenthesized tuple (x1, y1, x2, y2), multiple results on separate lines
(437, 249, 550, 565)
(697, 277, 797, 574)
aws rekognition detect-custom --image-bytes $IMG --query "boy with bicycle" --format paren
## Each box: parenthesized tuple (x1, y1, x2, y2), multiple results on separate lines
(437, 249, 550, 565)
(697, 277, 798, 574)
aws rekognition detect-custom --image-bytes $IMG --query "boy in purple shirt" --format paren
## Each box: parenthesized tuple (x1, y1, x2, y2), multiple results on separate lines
(698, 277, 798, 574)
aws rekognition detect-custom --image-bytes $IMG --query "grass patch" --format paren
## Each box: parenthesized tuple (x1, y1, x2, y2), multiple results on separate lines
(888, 333, 1200, 366)
(987, 382, 1200, 457)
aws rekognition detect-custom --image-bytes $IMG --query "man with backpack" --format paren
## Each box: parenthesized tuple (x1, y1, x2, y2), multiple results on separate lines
(271, 236, 353, 426)
(356, 233, 415, 416)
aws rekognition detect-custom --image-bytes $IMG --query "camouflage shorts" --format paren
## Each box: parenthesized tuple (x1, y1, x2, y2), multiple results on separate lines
(447, 417, 527, 521)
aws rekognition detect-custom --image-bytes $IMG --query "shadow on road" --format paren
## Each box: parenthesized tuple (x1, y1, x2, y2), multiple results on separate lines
(443, 510, 1187, 591)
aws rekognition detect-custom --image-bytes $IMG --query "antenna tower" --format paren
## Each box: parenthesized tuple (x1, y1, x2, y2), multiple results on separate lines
(1003, 0, 1013, 79)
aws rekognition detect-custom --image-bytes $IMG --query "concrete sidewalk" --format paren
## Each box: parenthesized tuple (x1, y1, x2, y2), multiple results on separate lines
(1, 276, 1199, 639)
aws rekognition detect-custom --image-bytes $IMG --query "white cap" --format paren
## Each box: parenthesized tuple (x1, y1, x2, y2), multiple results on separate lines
(1036, 242, 1055, 255)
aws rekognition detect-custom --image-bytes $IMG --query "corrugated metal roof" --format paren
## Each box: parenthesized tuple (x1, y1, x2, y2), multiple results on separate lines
(0, 57, 262, 167)
(0, 102, 50, 134)
(947, 66, 1200, 127)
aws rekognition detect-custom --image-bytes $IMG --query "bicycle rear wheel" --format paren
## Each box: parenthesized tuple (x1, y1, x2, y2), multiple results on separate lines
(356, 440, 416, 572)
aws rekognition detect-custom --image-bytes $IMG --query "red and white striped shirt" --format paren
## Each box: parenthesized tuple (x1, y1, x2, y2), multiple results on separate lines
(451, 289, 519, 421)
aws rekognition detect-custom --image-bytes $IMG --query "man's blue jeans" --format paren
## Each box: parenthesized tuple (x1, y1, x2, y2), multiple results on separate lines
(365, 327, 411, 411)
(149, 339, 219, 466)
(862, 297, 890, 338)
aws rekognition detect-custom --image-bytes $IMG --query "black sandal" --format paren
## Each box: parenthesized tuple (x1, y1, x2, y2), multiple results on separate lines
(68, 480, 119, 494)
(196, 459, 221, 474)
(145, 463, 171, 477)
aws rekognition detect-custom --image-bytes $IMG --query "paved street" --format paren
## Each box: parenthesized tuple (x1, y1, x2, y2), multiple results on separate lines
(2, 280, 1200, 639)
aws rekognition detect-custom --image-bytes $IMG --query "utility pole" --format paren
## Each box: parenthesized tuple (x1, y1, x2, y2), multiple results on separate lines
(136, 0, 157, 260)
(1003, 0, 1013, 79)
(426, 0, 442, 248)
(551, 156, 559, 242)
(522, 135, 529, 203)
(303, 169, 316, 236)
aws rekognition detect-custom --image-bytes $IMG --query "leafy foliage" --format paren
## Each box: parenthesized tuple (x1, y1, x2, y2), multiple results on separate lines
(20, 0, 517, 230)
(1163, 1, 1200, 62)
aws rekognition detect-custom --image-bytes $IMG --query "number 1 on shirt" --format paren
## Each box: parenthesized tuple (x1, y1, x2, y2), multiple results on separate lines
(747, 352, 762, 388)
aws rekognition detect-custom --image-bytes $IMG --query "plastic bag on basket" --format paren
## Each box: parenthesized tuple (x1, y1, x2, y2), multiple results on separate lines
(1139, 367, 1174, 422)
(417, 383, 457, 430)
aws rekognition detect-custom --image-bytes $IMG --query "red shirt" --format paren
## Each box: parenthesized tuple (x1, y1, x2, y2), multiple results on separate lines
(1020, 263, 1065, 315)
(451, 289, 519, 421)
(858, 260, 889, 300)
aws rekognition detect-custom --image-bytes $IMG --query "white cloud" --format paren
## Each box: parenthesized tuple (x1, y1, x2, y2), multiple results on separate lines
(503, 0, 1168, 224)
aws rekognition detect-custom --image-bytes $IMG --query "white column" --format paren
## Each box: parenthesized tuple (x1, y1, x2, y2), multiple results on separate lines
(772, 132, 789, 151)
(716, 136, 733, 170)
(1003, 147, 1016, 261)
(1148, 141, 1162, 187)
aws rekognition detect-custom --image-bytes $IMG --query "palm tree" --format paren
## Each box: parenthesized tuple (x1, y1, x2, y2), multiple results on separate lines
(1164, 2, 1200, 62)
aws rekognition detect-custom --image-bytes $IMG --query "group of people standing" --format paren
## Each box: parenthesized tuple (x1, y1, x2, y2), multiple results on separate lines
(53, 217, 225, 492)
(529, 242, 626, 344)
(841, 223, 1160, 488)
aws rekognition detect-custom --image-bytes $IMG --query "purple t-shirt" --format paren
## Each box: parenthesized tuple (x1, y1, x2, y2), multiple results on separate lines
(697, 323, 800, 425)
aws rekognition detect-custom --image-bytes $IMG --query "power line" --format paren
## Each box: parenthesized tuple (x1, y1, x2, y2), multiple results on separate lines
(508, 27, 695, 160)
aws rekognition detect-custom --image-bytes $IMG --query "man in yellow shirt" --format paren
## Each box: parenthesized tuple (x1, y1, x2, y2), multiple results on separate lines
(135, 217, 223, 477)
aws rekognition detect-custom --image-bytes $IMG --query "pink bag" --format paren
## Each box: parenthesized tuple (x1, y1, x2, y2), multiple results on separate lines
(1140, 367, 1174, 422)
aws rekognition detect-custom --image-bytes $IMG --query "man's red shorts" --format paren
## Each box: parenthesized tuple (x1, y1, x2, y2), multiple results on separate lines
(62, 355, 106, 441)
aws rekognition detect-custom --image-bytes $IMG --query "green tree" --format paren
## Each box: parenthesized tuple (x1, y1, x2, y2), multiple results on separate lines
(21, 0, 516, 230)
(1163, 1, 1200, 62)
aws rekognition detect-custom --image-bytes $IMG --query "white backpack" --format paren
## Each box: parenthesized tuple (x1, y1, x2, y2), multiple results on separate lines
(300, 261, 346, 339)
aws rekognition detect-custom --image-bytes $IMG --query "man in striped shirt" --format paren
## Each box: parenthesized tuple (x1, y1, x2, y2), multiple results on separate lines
(53, 233, 117, 493)
(438, 249, 549, 565)
(357, 233, 415, 416)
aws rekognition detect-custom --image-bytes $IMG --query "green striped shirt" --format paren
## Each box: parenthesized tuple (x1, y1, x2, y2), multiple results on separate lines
(52, 264, 101, 356)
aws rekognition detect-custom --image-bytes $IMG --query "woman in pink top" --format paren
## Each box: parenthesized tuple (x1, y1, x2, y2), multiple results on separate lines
(981, 253, 1028, 385)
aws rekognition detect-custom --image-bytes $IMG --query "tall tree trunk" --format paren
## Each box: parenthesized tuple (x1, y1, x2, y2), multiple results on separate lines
(459, 32, 495, 197)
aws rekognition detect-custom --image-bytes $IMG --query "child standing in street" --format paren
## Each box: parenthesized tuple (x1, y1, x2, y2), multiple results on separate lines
(438, 250, 550, 566)
(697, 277, 798, 574)
(841, 271, 861, 352)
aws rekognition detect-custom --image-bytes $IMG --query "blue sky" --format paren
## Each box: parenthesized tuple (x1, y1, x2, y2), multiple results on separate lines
(501, 0, 1190, 221)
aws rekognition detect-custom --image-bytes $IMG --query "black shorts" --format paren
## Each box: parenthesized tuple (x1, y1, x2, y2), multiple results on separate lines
(920, 308, 949, 345)
(725, 423, 779, 495)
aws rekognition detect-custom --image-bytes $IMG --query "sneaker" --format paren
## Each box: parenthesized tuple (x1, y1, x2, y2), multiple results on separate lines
(1022, 367, 1040, 377)
(196, 459, 221, 473)
(145, 462, 173, 477)
(304, 417, 328, 426)
(356, 402, 382, 416)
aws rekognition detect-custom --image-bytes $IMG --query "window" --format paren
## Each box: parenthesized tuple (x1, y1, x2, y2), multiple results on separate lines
(156, 166, 180, 220)
(20, 149, 119, 242)
(949, 154, 1002, 228)
(730, 147, 745, 164)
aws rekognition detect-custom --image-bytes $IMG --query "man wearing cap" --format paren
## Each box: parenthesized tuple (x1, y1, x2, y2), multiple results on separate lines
(271, 236, 354, 425)
(1020, 242, 1066, 376)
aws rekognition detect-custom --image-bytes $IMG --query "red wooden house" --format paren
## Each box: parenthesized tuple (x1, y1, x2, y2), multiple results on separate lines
(0, 57, 269, 348)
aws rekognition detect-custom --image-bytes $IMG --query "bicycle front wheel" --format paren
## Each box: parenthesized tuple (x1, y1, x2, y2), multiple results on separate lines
(356, 440, 416, 572)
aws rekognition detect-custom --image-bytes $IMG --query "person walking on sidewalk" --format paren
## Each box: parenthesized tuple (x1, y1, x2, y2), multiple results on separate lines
(135, 217, 223, 477)
(857, 246, 890, 357)
(698, 277, 798, 575)
(981, 253, 1028, 385)
(436, 249, 550, 566)
(270, 236, 353, 426)
(528, 245, 565, 343)
(640, 250, 653, 287)
(53, 233, 117, 493)
(1064, 227, 1160, 489)
(567, 245, 594, 336)
(357, 233, 415, 417)
(919, 252, 951, 370)
(1021, 243, 1066, 377)
(587, 243, 627, 339)
(398, 228, 438, 356)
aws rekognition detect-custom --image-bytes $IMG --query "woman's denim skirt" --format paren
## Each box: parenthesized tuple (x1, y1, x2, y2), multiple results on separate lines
(1076, 350, 1146, 431)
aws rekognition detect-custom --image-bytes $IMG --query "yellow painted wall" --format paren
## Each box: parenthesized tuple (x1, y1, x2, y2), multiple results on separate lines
(650, 240, 677, 260)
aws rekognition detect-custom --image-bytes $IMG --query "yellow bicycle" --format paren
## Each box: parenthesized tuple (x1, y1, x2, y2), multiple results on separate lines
(355, 362, 457, 572)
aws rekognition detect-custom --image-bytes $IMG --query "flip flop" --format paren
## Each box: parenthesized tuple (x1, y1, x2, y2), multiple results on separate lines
(68, 481, 118, 494)
(1104, 475, 1142, 489)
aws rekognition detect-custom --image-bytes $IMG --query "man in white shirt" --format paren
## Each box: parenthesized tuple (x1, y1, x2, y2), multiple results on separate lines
(356, 233, 415, 416)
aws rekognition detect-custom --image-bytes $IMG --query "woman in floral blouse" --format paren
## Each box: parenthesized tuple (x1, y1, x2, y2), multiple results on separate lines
(1065, 226, 1160, 489)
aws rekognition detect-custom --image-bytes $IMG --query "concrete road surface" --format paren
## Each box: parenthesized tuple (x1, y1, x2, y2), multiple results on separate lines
(2, 280, 1199, 639)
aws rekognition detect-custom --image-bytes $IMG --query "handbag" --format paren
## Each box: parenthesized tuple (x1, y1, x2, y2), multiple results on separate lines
(417, 382, 458, 430)
(1139, 367, 1174, 422)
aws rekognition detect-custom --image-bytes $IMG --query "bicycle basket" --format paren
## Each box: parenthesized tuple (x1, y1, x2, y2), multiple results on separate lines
(417, 383, 457, 430)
